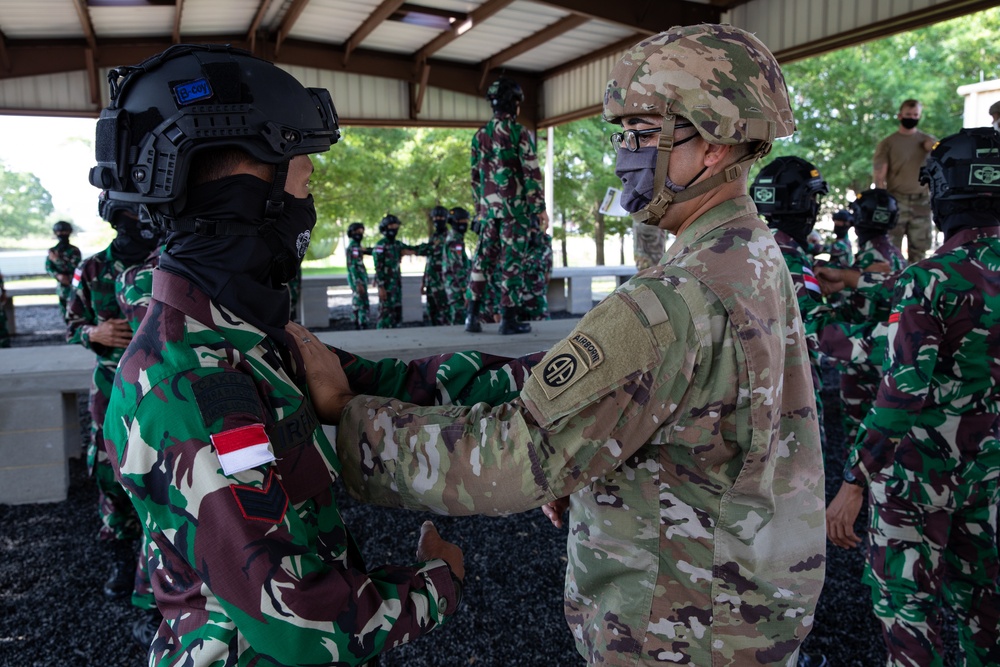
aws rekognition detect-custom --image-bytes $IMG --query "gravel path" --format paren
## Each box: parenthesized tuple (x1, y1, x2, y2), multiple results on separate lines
(0, 304, 957, 666)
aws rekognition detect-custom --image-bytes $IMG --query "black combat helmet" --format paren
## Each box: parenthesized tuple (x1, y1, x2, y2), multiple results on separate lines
(447, 207, 470, 226)
(920, 127, 1000, 228)
(347, 222, 365, 236)
(752, 156, 828, 246)
(89, 44, 339, 226)
(52, 220, 74, 235)
(832, 209, 853, 224)
(379, 214, 401, 234)
(486, 77, 524, 115)
(850, 188, 899, 233)
(430, 205, 448, 220)
(98, 189, 141, 227)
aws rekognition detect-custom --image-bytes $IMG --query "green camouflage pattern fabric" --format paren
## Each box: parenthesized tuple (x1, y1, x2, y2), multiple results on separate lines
(104, 269, 460, 666)
(602, 24, 795, 144)
(469, 112, 544, 311)
(346, 237, 372, 329)
(412, 231, 448, 325)
(337, 196, 826, 666)
(522, 230, 552, 320)
(827, 237, 854, 269)
(46, 240, 82, 321)
(442, 229, 470, 324)
(373, 237, 410, 329)
(115, 245, 162, 333)
(845, 226, 1000, 665)
(66, 245, 139, 543)
(0, 271, 8, 348)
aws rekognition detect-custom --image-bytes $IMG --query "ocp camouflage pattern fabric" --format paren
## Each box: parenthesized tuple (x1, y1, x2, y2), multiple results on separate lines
(337, 196, 826, 666)
(104, 269, 460, 666)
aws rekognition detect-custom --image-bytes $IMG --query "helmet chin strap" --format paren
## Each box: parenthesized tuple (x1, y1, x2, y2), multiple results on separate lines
(633, 115, 773, 225)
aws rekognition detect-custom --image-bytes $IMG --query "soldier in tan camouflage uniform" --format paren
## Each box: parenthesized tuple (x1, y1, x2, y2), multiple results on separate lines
(97, 44, 464, 665)
(294, 24, 826, 666)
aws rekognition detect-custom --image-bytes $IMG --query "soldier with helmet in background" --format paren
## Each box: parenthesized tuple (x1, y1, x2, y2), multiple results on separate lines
(294, 24, 826, 666)
(419, 205, 450, 325)
(442, 206, 471, 324)
(46, 220, 82, 321)
(345, 221, 372, 329)
(827, 127, 1000, 666)
(65, 192, 161, 629)
(373, 213, 412, 329)
(466, 76, 548, 335)
(95, 44, 464, 665)
(828, 208, 854, 269)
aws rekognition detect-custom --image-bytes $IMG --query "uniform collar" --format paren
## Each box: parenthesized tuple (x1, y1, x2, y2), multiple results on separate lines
(936, 225, 1000, 255)
(665, 195, 762, 261)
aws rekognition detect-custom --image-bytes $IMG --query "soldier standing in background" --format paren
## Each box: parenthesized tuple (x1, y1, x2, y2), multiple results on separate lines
(828, 208, 855, 268)
(373, 213, 410, 329)
(419, 205, 450, 325)
(442, 207, 471, 325)
(872, 99, 937, 261)
(46, 220, 83, 322)
(96, 44, 463, 665)
(66, 193, 159, 609)
(521, 215, 552, 320)
(466, 76, 548, 335)
(632, 221, 666, 270)
(827, 128, 1000, 666)
(295, 24, 826, 666)
(345, 221, 372, 329)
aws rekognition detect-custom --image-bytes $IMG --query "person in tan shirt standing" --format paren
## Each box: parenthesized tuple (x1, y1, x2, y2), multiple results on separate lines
(873, 99, 937, 261)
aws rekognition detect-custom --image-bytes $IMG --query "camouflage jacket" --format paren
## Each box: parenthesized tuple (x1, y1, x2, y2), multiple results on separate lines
(847, 226, 1000, 489)
(115, 245, 162, 333)
(442, 230, 470, 292)
(104, 269, 459, 666)
(471, 113, 545, 222)
(345, 238, 370, 291)
(372, 238, 409, 289)
(66, 245, 127, 365)
(827, 237, 854, 269)
(46, 241, 82, 299)
(336, 196, 826, 666)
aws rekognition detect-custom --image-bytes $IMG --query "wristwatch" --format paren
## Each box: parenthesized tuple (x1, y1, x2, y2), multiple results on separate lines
(843, 467, 865, 487)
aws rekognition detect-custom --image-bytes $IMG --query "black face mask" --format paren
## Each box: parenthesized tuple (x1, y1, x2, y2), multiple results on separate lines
(350, 233, 364, 243)
(900, 117, 919, 130)
(833, 224, 849, 240)
(452, 224, 468, 235)
(55, 234, 72, 247)
(112, 215, 162, 265)
(434, 219, 447, 235)
(383, 228, 398, 241)
(268, 193, 316, 285)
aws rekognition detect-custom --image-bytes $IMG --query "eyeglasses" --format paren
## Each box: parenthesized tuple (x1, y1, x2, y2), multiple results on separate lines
(610, 122, 694, 152)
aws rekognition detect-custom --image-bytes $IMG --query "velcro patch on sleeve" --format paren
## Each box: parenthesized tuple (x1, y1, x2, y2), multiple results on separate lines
(211, 423, 275, 476)
(230, 469, 288, 524)
(193, 373, 262, 428)
(630, 285, 669, 326)
(538, 340, 590, 400)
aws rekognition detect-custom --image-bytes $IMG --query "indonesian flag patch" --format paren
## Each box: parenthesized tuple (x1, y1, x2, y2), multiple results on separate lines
(802, 266, 821, 294)
(71, 267, 83, 290)
(211, 423, 275, 476)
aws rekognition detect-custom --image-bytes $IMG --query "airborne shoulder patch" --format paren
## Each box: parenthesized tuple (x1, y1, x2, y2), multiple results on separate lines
(539, 329, 604, 400)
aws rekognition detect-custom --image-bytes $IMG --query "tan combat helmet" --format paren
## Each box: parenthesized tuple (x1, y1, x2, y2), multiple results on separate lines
(604, 23, 796, 225)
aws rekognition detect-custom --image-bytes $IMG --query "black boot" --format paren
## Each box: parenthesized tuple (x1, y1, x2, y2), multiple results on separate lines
(499, 307, 531, 335)
(464, 301, 482, 333)
(131, 608, 163, 647)
(104, 540, 136, 599)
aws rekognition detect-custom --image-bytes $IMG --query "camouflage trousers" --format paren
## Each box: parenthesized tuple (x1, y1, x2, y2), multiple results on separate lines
(444, 275, 467, 325)
(864, 476, 1000, 666)
(521, 291, 549, 321)
(351, 281, 369, 329)
(377, 280, 402, 329)
(888, 192, 933, 262)
(423, 274, 449, 326)
(468, 217, 529, 310)
(0, 301, 9, 348)
(57, 283, 73, 322)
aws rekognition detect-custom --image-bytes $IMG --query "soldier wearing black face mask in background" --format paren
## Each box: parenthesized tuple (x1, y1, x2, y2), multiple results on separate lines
(828, 209, 854, 269)
(873, 99, 937, 262)
(345, 222, 373, 329)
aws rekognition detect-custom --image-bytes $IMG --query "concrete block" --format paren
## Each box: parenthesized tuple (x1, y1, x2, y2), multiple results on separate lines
(298, 281, 330, 328)
(567, 277, 593, 314)
(401, 275, 423, 323)
(547, 279, 566, 313)
(0, 461, 68, 504)
(0, 395, 70, 504)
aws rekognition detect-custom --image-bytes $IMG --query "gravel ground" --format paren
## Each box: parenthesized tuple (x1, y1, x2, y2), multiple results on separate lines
(0, 303, 958, 666)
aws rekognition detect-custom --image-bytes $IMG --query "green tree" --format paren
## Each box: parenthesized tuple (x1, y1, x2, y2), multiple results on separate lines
(550, 116, 628, 265)
(757, 9, 1000, 209)
(0, 162, 53, 240)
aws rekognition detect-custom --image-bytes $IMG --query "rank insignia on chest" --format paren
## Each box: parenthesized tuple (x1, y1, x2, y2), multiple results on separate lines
(211, 423, 275, 476)
(538, 330, 604, 400)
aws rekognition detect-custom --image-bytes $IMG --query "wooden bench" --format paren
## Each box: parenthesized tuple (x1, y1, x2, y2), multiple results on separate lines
(3, 285, 57, 335)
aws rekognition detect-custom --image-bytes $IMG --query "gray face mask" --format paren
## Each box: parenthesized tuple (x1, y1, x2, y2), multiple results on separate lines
(614, 136, 703, 215)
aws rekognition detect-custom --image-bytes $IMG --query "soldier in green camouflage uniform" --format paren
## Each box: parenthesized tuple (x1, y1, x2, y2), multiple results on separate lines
(442, 207, 471, 324)
(67, 193, 159, 602)
(827, 128, 1000, 666)
(373, 213, 412, 329)
(521, 215, 552, 320)
(0, 269, 8, 348)
(46, 220, 82, 322)
(419, 206, 450, 325)
(95, 45, 463, 665)
(296, 25, 827, 666)
(465, 77, 548, 335)
(828, 208, 854, 268)
(345, 221, 372, 329)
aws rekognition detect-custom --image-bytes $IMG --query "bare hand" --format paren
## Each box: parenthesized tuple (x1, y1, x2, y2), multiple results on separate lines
(541, 497, 569, 529)
(378, 287, 386, 301)
(285, 321, 355, 424)
(826, 481, 865, 549)
(86, 318, 132, 348)
(416, 521, 464, 580)
(537, 211, 549, 228)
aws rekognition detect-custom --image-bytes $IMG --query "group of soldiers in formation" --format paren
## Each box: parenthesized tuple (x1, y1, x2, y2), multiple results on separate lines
(344, 204, 552, 330)
(3, 22, 999, 667)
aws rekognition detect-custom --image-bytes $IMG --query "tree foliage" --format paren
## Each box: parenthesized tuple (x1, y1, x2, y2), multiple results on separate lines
(0, 162, 53, 240)
(756, 10, 1000, 209)
(309, 126, 474, 257)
